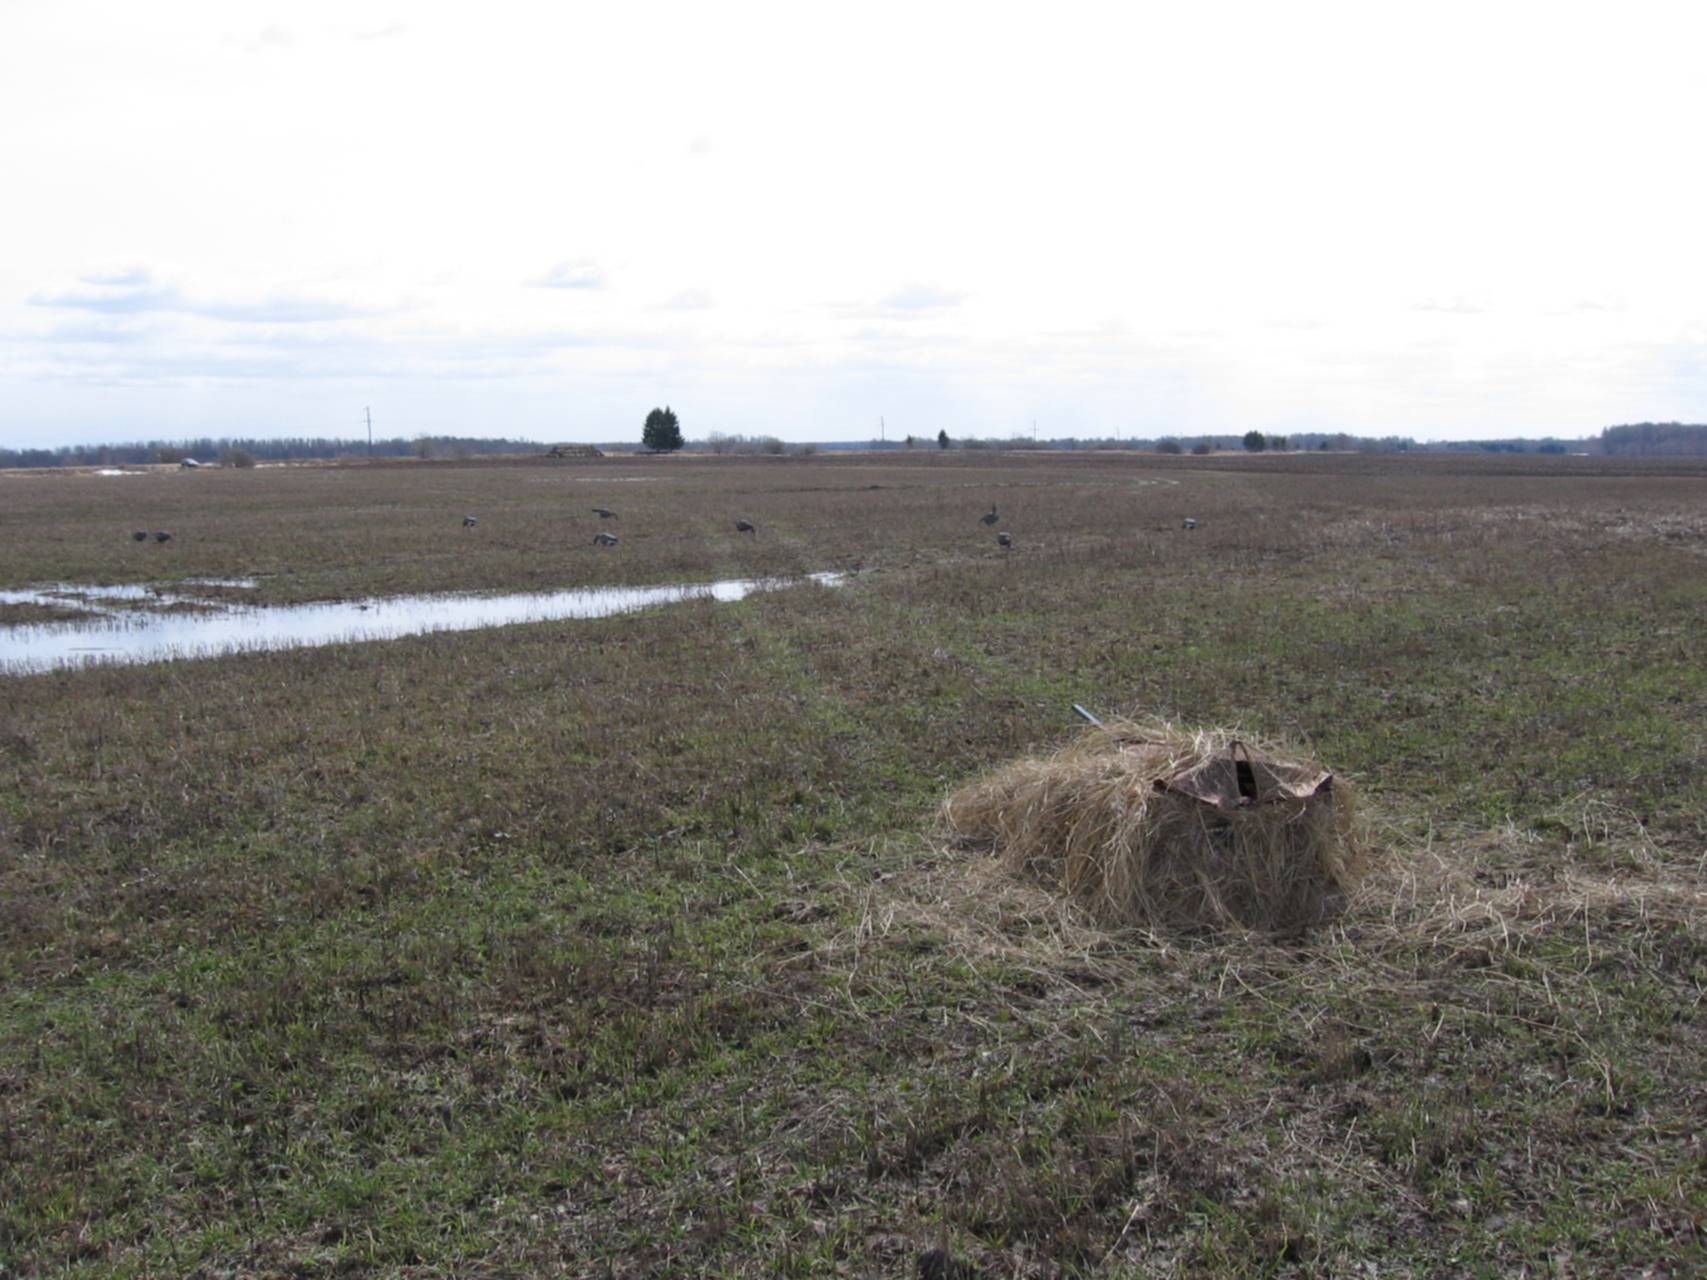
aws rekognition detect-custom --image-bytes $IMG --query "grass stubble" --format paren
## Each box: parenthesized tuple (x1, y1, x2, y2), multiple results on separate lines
(1, 451, 1704, 1276)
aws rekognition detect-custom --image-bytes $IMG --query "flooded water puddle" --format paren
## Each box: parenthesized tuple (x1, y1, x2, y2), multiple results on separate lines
(0, 579, 259, 617)
(0, 573, 843, 675)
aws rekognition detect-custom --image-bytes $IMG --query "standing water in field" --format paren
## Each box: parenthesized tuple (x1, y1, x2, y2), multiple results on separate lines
(0, 573, 844, 675)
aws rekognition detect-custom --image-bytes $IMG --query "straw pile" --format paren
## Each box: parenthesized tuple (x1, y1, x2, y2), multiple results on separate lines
(945, 719, 1365, 934)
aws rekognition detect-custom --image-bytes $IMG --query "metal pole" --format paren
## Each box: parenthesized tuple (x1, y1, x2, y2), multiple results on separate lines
(365, 407, 372, 457)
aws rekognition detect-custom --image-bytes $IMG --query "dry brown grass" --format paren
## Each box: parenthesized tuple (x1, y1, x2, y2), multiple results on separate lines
(944, 719, 1365, 935)
(1351, 803, 1707, 963)
(884, 796, 1704, 996)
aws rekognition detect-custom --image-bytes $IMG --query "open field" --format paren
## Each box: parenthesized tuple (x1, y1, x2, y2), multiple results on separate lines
(3, 451, 1705, 1277)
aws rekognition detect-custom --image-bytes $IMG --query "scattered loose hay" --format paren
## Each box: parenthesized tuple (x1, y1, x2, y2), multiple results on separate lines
(1352, 804, 1707, 962)
(944, 720, 1366, 935)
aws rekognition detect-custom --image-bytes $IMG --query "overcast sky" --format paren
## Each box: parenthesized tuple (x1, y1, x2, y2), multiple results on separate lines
(3, 0, 1704, 448)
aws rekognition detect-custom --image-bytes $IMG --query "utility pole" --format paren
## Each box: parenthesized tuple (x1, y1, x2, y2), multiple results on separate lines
(880, 416, 885, 444)
(365, 406, 373, 457)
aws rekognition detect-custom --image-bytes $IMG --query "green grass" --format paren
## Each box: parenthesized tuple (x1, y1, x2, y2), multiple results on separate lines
(2, 450, 1705, 1275)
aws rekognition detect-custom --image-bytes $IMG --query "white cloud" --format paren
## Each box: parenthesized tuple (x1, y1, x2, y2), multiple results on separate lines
(77, 265, 153, 287)
(29, 283, 182, 316)
(660, 288, 713, 311)
(234, 25, 294, 54)
(28, 274, 376, 324)
(531, 261, 606, 290)
(880, 285, 965, 311)
(1412, 297, 1488, 315)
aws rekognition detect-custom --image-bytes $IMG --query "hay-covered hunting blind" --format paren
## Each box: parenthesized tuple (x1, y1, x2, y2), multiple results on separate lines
(946, 718, 1365, 935)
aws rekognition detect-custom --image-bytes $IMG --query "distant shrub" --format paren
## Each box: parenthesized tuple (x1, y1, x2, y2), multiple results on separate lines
(220, 448, 256, 468)
(703, 432, 786, 455)
(1191, 442, 1213, 456)
(1156, 439, 1183, 455)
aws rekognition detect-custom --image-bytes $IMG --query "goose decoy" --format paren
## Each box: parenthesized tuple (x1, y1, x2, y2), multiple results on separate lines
(131, 531, 148, 542)
(997, 531, 1012, 548)
(154, 531, 173, 543)
(735, 519, 756, 534)
(462, 515, 478, 528)
(593, 532, 619, 546)
(979, 505, 998, 526)
(592, 507, 618, 520)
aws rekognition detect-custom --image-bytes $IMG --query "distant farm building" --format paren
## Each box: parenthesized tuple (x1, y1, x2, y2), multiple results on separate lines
(546, 444, 604, 459)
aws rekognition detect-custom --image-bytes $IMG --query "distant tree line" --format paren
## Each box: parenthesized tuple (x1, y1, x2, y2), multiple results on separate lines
(859, 432, 1421, 454)
(9, 424, 1629, 469)
(1427, 437, 1586, 454)
(694, 432, 816, 456)
(700, 432, 786, 455)
(0, 435, 543, 469)
(1600, 423, 1707, 456)
(853, 430, 1605, 455)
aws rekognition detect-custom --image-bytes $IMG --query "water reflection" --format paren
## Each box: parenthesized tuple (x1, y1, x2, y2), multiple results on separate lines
(0, 573, 843, 675)
(0, 579, 258, 620)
